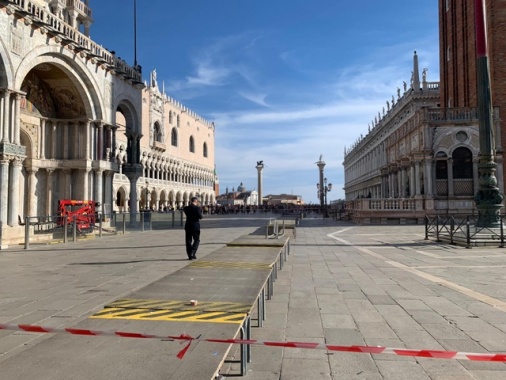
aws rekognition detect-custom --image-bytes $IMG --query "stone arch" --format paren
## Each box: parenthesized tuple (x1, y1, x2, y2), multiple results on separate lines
(115, 97, 140, 134)
(15, 46, 105, 119)
(115, 186, 128, 212)
(14, 49, 107, 217)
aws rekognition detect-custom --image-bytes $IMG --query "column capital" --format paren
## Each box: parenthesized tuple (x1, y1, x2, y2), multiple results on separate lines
(11, 157, 23, 166)
(27, 166, 39, 174)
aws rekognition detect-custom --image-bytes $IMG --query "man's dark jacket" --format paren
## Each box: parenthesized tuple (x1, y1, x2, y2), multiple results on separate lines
(184, 204, 203, 230)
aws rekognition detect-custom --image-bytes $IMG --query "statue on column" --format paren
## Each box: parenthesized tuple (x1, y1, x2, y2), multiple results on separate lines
(151, 69, 158, 89)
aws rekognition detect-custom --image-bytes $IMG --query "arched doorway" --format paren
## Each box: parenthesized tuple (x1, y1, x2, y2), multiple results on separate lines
(452, 147, 474, 196)
(19, 63, 91, 217)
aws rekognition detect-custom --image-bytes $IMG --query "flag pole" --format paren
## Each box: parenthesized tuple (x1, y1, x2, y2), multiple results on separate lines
(134, 0, 138, 68)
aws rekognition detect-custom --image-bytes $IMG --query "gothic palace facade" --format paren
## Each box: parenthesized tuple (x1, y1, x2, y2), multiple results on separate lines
(0, 0, 216, 246)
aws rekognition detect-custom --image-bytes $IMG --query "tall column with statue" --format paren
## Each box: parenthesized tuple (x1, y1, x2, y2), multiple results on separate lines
(256, 161, 264, 207)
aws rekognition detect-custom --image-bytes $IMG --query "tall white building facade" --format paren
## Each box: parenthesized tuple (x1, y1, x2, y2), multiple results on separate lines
(343, 52, 502, 223)
(0, 0, 216, 246)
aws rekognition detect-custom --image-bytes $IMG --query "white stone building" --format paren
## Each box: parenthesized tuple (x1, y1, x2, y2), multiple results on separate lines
(113, 70, 216, 212)
(0, 0, 216, 246)
(343, 52, 503, 224)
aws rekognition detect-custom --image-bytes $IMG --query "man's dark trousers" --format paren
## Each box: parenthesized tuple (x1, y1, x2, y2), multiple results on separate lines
(185, 227, 200, 259)
(183, 201, 203, 259)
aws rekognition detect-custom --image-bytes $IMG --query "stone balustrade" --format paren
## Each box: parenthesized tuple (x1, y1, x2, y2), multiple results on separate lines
(5, 0, 140, 83)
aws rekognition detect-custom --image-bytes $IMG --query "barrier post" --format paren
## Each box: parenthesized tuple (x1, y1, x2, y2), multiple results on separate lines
(99, 215, 103, 237)
(72, 215, 77, 242)
(436, 216, 441, 242)
(122, 212, 126, 234)
(64, 216, 68, 243)
(172, 211, 175, 228)
(466, 216, 471, 249)
(500, 215, 504, 248)
(450, 217, 455, 245)
(424, 216, 428, 240)
(141, 211, 145, 232)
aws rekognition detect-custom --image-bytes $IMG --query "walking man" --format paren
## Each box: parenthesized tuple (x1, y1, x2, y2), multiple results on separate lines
(184, 196, 203, 260)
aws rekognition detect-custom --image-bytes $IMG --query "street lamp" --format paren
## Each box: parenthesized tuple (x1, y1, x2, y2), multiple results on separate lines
(316, 178, 332, 218)
(315, 156, 332, 218)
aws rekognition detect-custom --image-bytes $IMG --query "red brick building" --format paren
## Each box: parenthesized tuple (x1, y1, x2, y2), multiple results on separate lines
(439, 0, 506, 180)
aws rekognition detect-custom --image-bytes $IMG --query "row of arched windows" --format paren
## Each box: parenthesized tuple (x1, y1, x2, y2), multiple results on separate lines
(170, 127, 208, 157)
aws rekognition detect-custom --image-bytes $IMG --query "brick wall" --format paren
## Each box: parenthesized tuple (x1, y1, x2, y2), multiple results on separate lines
(439, 0, 506, 181)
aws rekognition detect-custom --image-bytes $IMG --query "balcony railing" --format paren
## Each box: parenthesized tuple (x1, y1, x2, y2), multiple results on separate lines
(423, 107, 478, 123)
(67, 0, 92, 18)
(5, 0, 140, 83)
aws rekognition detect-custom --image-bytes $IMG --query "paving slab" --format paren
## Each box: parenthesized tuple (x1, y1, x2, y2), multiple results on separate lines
(2, 215, 506, 378)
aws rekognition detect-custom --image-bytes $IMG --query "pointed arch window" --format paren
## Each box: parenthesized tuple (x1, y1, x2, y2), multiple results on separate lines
(203, 142, 208, 157)
(171, 128, 178, 147)
(153, 121, 162, 143)
(189, 136, 195, 153)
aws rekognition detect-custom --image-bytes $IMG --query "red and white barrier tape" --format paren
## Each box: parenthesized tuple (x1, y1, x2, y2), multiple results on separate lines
(1, 322, 505, 361)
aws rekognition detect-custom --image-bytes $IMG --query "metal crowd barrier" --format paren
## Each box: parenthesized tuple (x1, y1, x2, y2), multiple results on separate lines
(424, 214, 506, 248)
(22, 211, 187, 249)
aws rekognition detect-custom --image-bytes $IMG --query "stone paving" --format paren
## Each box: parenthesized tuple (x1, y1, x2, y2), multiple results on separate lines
(234, 217, 506, 380)
(1, 214, 506, 379)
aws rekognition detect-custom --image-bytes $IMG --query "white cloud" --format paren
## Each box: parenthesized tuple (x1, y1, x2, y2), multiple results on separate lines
(167, 29, 440, 203)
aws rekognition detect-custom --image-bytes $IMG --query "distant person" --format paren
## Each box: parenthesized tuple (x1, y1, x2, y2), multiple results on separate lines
(183, 197, 203, 260)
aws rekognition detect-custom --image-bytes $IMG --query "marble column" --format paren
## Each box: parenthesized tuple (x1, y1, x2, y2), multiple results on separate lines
(8, 158, 22, 226)
(51, 123, 57, 159)
(85, 121, 91, 160)
(409, 164, 415, 197)
(397, 168, 404, 198)
(415, 161, 421, 196)
(94, 168, 103, 207)
(103, 171, 113, 215)
(28, 167, 38, 217)
(39, 119, 46, 159)
(2, 90, 10, 142)
(82, 169, 90, 200)
(97, 123, 104, 160)
(424, 159, 433, 196)
(13, 93, 21, 145)
(74, 122, 80, 159)
(63, 169, 72, 199)
(0, 159, 9, 222)
(63, 122, 69, 159)
(46, 169, 54, 216)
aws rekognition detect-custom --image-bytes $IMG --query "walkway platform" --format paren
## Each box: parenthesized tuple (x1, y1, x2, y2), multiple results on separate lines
(3, 214, 506, 379)
(0, 216, 291, 380)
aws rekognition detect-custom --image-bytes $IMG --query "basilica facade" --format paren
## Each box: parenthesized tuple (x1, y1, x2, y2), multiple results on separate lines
(0, 0, 216, 246)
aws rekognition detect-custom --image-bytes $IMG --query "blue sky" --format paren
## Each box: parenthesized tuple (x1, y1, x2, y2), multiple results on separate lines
(90, 0, 439, 204)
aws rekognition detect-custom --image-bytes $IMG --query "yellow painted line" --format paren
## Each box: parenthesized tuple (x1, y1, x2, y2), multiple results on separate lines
(189, 261, 273, 270)
(107, 299, 252, 313)
(89, 307, 246, 324)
